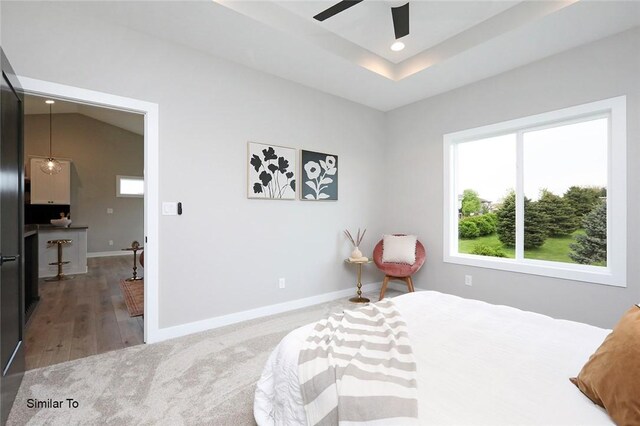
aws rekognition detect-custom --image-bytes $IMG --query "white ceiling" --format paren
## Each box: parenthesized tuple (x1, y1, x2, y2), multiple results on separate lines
(24, 94, 144, 135)
(66, 1, 640, 111)
(274, 1, 521, 63)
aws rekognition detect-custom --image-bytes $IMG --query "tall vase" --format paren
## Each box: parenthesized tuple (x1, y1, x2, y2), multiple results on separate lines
(351, 247, 363, 259)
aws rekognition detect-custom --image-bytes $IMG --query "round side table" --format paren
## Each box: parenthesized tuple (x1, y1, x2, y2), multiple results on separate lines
(344, 258, 373, 303)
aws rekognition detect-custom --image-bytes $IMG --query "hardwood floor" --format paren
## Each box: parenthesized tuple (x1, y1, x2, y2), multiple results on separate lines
(25, 256, 144, 370)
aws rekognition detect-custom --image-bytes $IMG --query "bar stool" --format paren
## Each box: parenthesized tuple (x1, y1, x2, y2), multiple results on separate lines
(46, 239, 74, 281)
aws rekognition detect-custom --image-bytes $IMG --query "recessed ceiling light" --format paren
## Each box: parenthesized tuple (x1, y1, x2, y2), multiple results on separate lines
(390, 41, 405, 52)
(45, 100, 55, 104)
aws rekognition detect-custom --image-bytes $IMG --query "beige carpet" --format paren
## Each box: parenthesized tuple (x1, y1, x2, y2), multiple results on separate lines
(8, 289, 401, 426)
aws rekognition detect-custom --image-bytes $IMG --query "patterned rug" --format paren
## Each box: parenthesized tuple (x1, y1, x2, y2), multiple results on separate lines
(8, 288, 401, 425)
(119, 279, 144, 317)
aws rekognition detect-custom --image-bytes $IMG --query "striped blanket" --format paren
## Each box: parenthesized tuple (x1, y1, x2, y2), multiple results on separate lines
(297, 299, 418, 425)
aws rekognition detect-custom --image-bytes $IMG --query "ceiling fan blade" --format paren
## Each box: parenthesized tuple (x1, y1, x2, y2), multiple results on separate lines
(313, 0, 364, 22)
(391, 2, 410, 39)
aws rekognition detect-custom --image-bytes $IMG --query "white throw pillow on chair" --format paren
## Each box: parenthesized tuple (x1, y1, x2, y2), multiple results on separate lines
(382, 234, 417, 265)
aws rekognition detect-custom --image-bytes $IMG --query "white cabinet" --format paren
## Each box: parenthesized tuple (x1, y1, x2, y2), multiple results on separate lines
(30, 158, 71, 205)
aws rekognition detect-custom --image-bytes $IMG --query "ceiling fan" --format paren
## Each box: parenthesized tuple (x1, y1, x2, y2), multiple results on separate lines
(313, 1, 410, 41)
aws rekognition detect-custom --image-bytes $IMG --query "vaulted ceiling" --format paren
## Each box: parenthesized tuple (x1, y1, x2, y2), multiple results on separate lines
(24, 95, 144, 136)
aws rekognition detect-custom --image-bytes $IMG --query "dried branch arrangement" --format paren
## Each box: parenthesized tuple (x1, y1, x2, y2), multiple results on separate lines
(344, 228, 367, 248)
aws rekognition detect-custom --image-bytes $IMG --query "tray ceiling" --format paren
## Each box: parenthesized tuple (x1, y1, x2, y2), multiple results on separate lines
(273, 1, 521, 64)
(38, 0, 640, 111)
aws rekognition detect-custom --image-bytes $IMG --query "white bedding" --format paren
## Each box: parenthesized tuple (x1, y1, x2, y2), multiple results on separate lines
(254, 291, 614, 425)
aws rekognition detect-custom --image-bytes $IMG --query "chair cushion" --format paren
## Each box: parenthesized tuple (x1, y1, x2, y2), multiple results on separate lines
(382, 235, 417, 265)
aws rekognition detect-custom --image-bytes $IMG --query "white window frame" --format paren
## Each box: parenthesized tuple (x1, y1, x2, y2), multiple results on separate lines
(116, 175, 144, 198)
(443, 96, 627, 287)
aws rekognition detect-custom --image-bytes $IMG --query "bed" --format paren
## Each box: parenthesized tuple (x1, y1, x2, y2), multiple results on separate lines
(254, 291, 614, 425)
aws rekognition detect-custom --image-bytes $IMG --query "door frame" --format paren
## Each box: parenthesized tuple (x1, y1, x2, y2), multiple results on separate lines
(18, 76, 160, 343)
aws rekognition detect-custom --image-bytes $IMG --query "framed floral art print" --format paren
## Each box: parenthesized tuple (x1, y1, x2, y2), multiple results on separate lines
(247, 142, 297, 200)
(301, 150, 338, 201)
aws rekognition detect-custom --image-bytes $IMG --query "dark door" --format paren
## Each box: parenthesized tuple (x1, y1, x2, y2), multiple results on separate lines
(0, 50, 24, 425)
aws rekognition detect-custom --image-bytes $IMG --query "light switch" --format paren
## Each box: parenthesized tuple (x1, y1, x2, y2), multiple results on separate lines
(106, 208, 113, 214)
(162, 202, 178, 216)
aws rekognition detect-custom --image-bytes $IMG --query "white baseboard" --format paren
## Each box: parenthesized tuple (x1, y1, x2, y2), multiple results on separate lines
(151, 282, 382, 343)
(87, 251, 131, 258)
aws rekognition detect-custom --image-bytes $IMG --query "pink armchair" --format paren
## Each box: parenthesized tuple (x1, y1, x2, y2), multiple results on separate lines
(373, 238, 426, 300)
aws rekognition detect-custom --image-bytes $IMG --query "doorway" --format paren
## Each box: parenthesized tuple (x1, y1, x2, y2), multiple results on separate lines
(18, 77, 160, 353)
(23, 94, 148, 368)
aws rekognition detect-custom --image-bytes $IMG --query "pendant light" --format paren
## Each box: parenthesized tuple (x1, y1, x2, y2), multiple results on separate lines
(40, 99, 62, 175)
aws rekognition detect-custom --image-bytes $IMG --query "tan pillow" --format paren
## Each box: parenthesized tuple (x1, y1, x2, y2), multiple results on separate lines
(570, 306, 640, 426)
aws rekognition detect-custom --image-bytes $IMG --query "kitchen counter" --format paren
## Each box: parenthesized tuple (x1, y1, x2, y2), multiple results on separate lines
(25, 224, 89, 232)
(24, 226, 37, 238)
(25, 224, 89, 238)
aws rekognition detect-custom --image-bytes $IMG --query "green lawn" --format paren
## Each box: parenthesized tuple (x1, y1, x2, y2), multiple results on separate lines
(459, 234, 515, 258)
(459, 229, 587, 263)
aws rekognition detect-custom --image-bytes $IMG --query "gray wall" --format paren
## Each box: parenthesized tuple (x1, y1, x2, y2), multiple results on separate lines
(2, 2, 387, 329)
(384, 28, 640, 328)
(25, 113, 144, 253)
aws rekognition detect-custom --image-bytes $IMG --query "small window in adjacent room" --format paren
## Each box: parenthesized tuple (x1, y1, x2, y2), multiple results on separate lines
(116, 175, 144, 198)
(443, 97, 627, 287)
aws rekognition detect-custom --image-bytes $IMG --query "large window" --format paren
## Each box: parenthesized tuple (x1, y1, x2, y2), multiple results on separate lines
(443, 97, 626, 286)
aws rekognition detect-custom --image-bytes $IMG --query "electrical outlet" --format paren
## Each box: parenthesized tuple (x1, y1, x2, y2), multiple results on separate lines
(279, 278, 286, 289)
(106, 208, 113, 214)
(108, 240, 114, 246)
(464, 275, 473, 286)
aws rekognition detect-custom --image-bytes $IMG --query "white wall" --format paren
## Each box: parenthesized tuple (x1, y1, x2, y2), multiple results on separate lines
(1, 2, 387, 328)
(384, 28, 640, 328)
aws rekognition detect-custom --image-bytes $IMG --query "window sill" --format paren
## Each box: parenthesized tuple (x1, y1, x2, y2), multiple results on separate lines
(444, 253, 625, 287)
